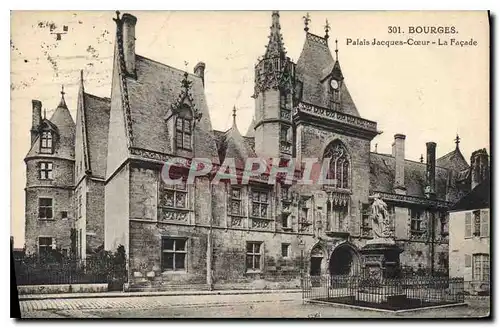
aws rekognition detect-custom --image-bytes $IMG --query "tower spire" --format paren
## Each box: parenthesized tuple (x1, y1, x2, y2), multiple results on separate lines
(335, 39, 339, 61)
(303, 12, 311, 32)
(57, 84, 68, 109)
(232, 106, 237, 127)
(455, 134, 461, 149)
(264, 11, 286, 59)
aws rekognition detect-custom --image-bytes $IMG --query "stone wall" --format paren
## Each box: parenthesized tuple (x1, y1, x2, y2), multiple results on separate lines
(24, 188, 74, 254)
(86, 179, 105, 252)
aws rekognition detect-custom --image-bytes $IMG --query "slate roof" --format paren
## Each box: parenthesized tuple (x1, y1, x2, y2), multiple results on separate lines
(436, 147, 469, 172)
(83, 93, 111, 178)
(369, 153, 450, 201)
(212, 124, 256, 168)
(245, 117, 256, 137)
(295, 33, 360, 117)
(125, 55, 220, 164)
(451, 179, 490, 211)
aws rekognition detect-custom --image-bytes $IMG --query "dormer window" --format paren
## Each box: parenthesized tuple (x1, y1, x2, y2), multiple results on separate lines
(175, 104, 193, 151)
(40, 131, 53, 154)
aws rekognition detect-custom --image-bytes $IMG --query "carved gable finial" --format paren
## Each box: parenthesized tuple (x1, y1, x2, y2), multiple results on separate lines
(455, 134, 461, 149)
(324, 19, 330, 41)
(303, 12, 311, 32)
(167, 72, 202, 123)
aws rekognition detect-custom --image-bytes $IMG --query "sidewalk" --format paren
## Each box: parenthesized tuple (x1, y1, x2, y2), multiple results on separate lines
(18, 288, 301, 301)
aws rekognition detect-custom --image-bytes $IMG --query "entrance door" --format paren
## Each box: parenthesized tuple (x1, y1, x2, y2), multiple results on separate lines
(310, 257, 322, 276)
(310, 256, 323, 287)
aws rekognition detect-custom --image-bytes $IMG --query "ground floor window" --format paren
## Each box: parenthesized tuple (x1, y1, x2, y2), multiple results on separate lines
(473, 254, 489, 282)
(161, 238, 187, 271)
(38, 237, 53, 256)
(246, 242, 262, 272)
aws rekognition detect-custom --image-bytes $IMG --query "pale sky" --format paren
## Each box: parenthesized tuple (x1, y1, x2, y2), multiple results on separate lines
(10, 11, 489, 248)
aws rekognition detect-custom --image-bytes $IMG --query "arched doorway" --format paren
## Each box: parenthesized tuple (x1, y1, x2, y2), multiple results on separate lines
(310, 245, 324, 276)
(329, 243, 360, 276)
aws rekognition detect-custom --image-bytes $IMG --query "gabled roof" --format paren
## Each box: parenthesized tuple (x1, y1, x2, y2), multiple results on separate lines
(451, 179, 490, 211)
(296, 33, 360, 117)
(124, 55, 220, 164)
(437, 147, 469, 172)
(83, 93, 111, 178)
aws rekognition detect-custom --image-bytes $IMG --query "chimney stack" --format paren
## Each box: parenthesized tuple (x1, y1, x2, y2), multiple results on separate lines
(121, 13, 137, 77)
(393, 134, 406, 194)
(425, 142, 437, 199)
(194, 62, 206, 87)
(470, 149, 489, 189)
(31, 100, 42, 145)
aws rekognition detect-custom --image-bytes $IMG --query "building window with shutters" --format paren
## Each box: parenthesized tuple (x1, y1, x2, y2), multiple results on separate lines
(39, 162, 53, 180)
(161, 238, 187, 272)
(465, 212, 472, 238)
(480, 209, 489, 237)
(473, 210, 481, 236)
(246, 242, 262, 272)
(465, 254, 472, 268)
(466, 210, 489, 238)
(472, 254, 489, 282)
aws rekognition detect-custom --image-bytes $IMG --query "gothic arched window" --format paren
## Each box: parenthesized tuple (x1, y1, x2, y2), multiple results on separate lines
(323, 141, 350, 189)
(175, 104, 193, 151)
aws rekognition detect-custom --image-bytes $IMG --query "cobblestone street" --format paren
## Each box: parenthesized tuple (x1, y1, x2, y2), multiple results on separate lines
(18, 293, 490, 319)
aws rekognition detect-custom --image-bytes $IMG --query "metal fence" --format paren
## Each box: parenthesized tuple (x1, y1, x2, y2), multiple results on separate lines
(302, 274, 465, 308)
(13, 256, 127, 289)
(14, 259, 108, 286)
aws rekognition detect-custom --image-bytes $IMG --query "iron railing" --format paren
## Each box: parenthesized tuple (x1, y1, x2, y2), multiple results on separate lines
(14, 258, 109, 286)
(302, 274, 465, 308)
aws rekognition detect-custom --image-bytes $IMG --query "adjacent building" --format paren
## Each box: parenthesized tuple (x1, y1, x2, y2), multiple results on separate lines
(24, 92, 75, 255)
(24, 78, 110, 258)
(449, 149, 490, 295)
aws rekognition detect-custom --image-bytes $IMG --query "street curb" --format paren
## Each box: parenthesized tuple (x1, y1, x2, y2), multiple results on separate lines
(19, 289, 302, 301)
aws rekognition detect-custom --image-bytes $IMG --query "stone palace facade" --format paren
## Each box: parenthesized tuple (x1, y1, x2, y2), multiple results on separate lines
(24, 11, 489, 290)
